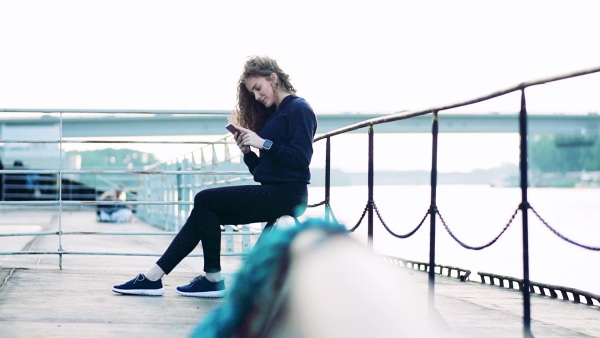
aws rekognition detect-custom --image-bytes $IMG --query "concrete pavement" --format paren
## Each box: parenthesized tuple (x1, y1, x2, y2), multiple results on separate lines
(1, 208, 600, 338)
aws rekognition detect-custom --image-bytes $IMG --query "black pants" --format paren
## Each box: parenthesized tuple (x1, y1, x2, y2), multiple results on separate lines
(156, 183, 307, 274)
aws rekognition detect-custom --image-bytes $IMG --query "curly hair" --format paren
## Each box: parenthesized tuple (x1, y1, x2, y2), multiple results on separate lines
(231, 56, 297, 132)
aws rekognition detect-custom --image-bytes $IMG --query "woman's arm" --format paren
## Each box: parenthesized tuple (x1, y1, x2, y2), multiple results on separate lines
(243, 151, 260, 174)
(268, 103, 317, 170)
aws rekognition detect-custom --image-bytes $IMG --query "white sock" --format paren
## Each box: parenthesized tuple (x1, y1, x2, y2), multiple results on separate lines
(144, 264, 165, 282)
(205, 272, 222, 282)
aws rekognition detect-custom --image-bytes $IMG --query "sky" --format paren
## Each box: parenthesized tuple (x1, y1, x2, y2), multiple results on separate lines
(1, 0, 600, 172)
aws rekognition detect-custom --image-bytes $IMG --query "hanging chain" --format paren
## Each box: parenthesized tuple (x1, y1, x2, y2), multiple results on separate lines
(373, 201, 428, 239)
(437, 206, 519, 250)
(307, 200, 326, 208)
(346, 202, 369, 232)
(319, 195, 600, 252)
(327, 203, 340, 225)
(530, 206, 600, 251)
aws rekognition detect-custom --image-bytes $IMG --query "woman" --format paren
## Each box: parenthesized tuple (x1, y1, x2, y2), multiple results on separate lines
(113, 56, 317, 297)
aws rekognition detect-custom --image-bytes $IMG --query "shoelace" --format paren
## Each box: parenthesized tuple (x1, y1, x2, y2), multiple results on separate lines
(134, 274, 146, 284)
(189, 276, 205, 285)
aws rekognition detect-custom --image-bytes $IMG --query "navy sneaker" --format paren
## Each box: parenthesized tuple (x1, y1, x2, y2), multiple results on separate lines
(112, 274, 164, 296)
(176, 276, 226, 298)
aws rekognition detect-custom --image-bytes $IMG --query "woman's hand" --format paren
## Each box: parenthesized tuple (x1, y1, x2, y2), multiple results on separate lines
(237, 127, 266, 150)
(233, 130, 251, 154)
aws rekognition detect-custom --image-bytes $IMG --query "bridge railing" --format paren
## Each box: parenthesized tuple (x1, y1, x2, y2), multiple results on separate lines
(135, 135, 253, 231)
(0, 110, 261, 266)
(312, 65, 600, 337)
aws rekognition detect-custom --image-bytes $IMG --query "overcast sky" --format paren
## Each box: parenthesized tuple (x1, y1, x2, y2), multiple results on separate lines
(1, 0, 599, 171)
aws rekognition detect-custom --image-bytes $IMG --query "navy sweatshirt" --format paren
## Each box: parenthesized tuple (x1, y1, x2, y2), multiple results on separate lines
(243, 95, 317, 190)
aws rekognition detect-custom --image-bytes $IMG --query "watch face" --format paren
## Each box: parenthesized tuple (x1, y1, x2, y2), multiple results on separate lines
(263, 139, 273, 150)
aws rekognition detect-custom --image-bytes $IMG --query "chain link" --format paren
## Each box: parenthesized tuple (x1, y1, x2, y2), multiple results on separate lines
(320, 197, 600, 253)
(530, 206, 600, 251)
(323, 201, 367, 232)
(327, 203, 340, 225)
(307, 200, 326, 208)
(437, 206, 519, 250)
(347, 202, 369, 232)
(374, 202, 428, 239)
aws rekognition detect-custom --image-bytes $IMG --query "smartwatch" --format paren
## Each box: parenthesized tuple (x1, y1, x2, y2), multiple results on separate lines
(263, 139, 273, 150)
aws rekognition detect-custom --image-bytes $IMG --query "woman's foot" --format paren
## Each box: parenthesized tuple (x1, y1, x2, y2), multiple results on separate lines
(112, 274, 164, 296)
(176, 276, 226, 298)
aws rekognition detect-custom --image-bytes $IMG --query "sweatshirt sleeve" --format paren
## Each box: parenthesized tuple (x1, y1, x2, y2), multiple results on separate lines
(268, 101, 317, 169)
(243, 151, 260, 174)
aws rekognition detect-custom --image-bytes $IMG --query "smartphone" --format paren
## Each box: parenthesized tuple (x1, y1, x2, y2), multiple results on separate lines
(225, 123, 240, 134)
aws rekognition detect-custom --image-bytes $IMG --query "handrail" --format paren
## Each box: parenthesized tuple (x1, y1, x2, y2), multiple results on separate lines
(0, 140, 231, 145)
(0, 169, 249, 175)
(313, 64, 600, 338)
(0, 109, 256, 260)
(0, 108, 231, 114)
(315, 65, 600, 141)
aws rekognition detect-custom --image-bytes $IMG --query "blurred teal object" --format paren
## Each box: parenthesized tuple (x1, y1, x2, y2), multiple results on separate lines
(191, 218, 346, 338)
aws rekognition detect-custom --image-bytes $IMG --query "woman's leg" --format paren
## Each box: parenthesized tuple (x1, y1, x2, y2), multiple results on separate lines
(154, 201, 218, 274)
(156, 184, 306, 275)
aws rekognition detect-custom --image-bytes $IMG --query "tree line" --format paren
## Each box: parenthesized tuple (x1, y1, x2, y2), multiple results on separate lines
(69, 148, 159, 170)
(529, 135, 600, 173)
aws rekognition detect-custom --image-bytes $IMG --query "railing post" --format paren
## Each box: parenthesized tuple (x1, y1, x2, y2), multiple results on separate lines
(428, 111, 439, 308)
(367, 126, 374, 247)
(242, 224, 251, 252)
(519, 89, 533, 338)
(325, 137, 331, 223)
(176, 161, 183, 232)
(58, 112, 64, 270)
(224, 224, 234, 253)
(0, 167, 3, 202)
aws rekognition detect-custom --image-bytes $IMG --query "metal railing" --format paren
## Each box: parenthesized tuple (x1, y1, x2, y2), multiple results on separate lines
(0, 110, 261, 267)
(135, 136, 253, 231)
(312, 65, 600, 338)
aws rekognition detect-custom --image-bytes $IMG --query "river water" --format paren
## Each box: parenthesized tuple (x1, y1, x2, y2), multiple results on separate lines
(306, 185, 600, 295)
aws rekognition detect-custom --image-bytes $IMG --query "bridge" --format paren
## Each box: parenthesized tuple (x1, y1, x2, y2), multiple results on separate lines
(0, 109, 599, 137)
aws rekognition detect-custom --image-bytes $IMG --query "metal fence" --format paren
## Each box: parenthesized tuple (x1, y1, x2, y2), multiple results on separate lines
(0, 110, 264, 267)
(313, 65, 600, 338)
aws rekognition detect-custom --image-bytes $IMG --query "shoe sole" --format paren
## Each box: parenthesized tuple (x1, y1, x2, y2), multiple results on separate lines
(175, 289, 226, 298)
(112, 287, 164, 296)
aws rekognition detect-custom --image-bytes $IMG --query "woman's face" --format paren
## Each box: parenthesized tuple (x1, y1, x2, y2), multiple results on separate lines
(245, 75, 277, 108)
